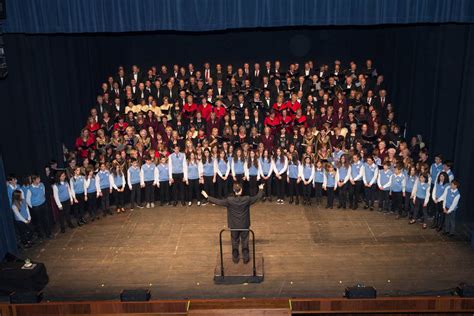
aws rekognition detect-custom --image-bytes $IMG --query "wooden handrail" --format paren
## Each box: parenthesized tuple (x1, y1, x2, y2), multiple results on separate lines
(0, 296, 473, 315)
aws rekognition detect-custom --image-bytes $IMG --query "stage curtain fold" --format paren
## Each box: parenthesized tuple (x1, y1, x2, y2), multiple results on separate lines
(3, 0, 474, 34)
(0, 155, 18, 259)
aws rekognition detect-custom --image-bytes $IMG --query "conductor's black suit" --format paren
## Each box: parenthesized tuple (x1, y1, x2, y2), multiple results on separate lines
(208, 188, 263, 261)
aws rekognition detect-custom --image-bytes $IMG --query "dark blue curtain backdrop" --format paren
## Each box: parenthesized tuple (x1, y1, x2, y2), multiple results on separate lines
(0, 24, 473, 229)
(3, 0, 474, 33)
(0, 155, 18, 259)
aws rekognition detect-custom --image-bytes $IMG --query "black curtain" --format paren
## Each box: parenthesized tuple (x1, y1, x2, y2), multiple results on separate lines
(0, 155, 18, 259)
(0, 23, 473, 225)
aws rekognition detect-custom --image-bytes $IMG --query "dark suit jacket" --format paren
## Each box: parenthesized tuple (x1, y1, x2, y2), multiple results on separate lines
(134, 89, 150, 101)
(115, 76, 128, 89)
(151, 86, 164, 103)
(251, 71, 263, 87)
(214, 71, 226, 82)
(110, 103, 125, 118)
(208, 189, 263, 229)
(163, 87, 179, 102)
(129, 72, 144, 84)
(95, 103, 111, 117)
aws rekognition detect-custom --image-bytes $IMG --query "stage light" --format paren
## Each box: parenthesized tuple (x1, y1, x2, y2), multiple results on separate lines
(344, 284, 377, 299)
(120, 289, 151, 302)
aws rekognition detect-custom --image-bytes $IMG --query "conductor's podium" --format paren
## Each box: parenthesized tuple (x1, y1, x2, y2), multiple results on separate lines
(213, 253, 264, 284)
(213, 229, 264, 284)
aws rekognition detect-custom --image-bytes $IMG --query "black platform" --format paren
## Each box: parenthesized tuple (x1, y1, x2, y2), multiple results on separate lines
(213, 253, 264, 284)
(0, 261, 49, 294)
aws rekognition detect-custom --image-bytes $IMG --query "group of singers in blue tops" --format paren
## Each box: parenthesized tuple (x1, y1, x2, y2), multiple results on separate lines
(6, 59, 462, 249)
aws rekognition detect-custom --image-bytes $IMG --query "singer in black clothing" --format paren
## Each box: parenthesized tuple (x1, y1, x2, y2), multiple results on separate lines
(202, 182, 263, 264)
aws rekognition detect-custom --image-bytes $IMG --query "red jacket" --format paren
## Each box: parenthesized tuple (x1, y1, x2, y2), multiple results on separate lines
(264, 116, 281, 135)
(213, 106, 227, 120)
(285, 100, 301, 116)
(86, 122, 100, 134)
(198, 103, 213, 120)
(272, 102, 287, 116)
(279, 115, 293, 134)
(75, 135, 95, 158)
(293, 115, 307, 128)
(182, 103, 198, 119)
(113, 122, 128, 133)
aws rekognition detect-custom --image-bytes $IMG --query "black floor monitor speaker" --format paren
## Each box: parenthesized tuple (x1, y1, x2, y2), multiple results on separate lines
(10, 291, 43, 304)
(345, 285, 377, 299)
(120, 289, 151, 302)
(457, 283, 474, 297)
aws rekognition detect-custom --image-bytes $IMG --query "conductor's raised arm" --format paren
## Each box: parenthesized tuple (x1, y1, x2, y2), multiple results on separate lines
(249, 184, 264, 205)
(202, 190, 228, 207)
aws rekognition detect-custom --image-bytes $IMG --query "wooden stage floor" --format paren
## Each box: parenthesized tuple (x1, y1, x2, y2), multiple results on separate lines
(21, 201, 474, 301)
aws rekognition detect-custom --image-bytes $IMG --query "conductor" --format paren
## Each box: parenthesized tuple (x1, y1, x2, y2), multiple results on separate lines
(202, 182, 264, 264)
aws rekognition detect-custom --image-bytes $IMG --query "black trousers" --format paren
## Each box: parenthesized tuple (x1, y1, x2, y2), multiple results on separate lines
(186, 179, 201, 202)
(349, 180, 363, 208)
(444, 211, 456, 234)
(100, 189, 111, 215)
(338, 182, 349, 207)
(113, 189, 125, 208)
(433, 201, 445, 228)
(234, 173, 244, 183)
(248, 175, 258, 196)
(326, 188, 335, 207)
(231, 230, 249, 259)
(227, 174, 233, 194)
(14, 221, 34, 244)
(130, 183, 141, 208)
(302, 183, 312, 200)
(58, 199, 73, 230)
(288, 178, 299, 199)
(275, 174, 286, 200)
(379, 190, 390, 210)
(262, 175, 272, 199)
(30, 202, 51, 238)
(172, 173, 185, 203)
(428, 186, 436, 216)
(86, 192, 98, 217)
(144, 181, 154, 203)
(159, 181, 170, 203)
(404, 193, 414, 218)
(72, 193, 85, 221)
(217, 177, 228, 198)
(203, 176, 215, 200)
(391, 191, 404, 215)
(413, 197, 428, 222)
(364, 184, 377, 207)
(314, 182, 323, 203)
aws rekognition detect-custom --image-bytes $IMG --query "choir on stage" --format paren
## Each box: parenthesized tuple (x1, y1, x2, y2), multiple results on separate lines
(6, 59, 461, 249)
